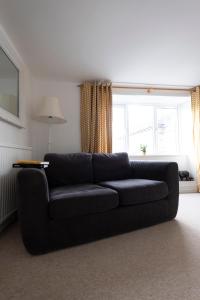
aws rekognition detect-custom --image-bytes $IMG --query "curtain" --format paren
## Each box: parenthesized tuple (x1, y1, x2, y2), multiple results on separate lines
(80, 81, 112, 153)
(191, 87, 200, 192)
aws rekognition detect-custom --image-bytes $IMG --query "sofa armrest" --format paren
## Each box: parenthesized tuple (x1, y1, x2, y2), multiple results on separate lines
(130, 160, 178, 192)
(130, 161, 179, 219)
(17, 168, 50, 254)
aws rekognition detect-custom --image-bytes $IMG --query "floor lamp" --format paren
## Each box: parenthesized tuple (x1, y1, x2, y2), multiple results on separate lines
(36, 97, 66, 152)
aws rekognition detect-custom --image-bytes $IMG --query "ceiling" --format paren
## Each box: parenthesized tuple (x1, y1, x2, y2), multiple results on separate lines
(0, 0, 200, 86)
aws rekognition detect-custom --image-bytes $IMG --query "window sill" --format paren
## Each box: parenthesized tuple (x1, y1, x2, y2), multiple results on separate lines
(129, 154, 185, 158)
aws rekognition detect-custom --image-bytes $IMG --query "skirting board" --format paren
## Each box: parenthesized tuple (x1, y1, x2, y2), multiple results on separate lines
(179, 181, 197, 193)
(0, 211, 17, 233)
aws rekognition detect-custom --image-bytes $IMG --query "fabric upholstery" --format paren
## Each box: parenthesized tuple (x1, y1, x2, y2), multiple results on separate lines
(130, 161, 178, 188)
(50, 199, 169, 250)
(49, 184, 119, 219)
(93, 152, 131, 182)
(17, 169, 50, 253)
(100, 179, 168, 205)
(80, 81, 112, 153)
(17, 153, 179, 254)
(191, 87, 200, 192)
(44, 153, 93, 188)
(130, 161, 179, 219)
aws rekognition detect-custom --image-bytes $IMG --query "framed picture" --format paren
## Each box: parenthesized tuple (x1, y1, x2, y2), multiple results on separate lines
(0, 25, 25, 128)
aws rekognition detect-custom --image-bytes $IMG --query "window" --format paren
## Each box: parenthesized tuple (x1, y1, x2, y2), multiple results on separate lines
(112, 92, 191, 155)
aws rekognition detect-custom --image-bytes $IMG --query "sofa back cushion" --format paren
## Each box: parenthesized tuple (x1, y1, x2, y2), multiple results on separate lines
(44, 153, 93, 187)
(92, 152, 131, 182)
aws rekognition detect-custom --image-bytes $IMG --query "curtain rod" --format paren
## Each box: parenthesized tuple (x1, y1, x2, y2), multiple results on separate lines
(78, 83, 195, 92)
(112, 86, 194, 92)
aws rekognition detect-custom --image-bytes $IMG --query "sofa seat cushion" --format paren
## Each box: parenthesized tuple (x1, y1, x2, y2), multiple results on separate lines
(49, 184, 119, 219)
(99, 179, 168, 206)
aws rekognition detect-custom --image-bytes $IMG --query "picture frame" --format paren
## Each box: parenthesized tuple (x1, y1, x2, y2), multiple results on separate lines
(0, 25, 25, 128)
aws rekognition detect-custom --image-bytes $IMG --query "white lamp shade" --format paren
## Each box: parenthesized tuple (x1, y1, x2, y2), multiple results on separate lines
(36, 97, 66, 124)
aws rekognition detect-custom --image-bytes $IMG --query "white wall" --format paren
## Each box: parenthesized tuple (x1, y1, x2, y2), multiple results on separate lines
(179, 100, 196, 179)
(31, 78, 80, 160)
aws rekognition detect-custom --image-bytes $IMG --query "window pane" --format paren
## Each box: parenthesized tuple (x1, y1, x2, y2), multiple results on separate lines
(128, 105, 154, 155)
(156, 108, 178, 153)
(112, 93, 191, 156)
(112, 105, 126, 152)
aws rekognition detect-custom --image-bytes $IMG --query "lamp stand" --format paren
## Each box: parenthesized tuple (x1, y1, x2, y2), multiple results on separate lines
(48, 123, 52, 153)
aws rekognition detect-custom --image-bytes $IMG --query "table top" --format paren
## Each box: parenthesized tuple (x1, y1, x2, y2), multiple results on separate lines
(13, 163, 49, 169)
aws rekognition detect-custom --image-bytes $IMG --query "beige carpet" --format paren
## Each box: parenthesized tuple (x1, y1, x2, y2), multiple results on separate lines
(1, 194, 200, 300)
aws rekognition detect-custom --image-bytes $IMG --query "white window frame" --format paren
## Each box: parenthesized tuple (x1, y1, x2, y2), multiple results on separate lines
(113, 102, 180, 155)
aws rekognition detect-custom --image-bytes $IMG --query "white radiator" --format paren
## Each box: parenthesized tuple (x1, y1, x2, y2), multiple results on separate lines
(0, 144, 32, 230)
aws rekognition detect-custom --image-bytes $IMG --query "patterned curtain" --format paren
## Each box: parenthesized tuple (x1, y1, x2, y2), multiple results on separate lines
(191, 87, 200, 192)
(80, 81, 112, 153)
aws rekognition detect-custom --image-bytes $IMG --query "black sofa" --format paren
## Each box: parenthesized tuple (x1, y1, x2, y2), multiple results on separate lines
(17, 152, 179, 254)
